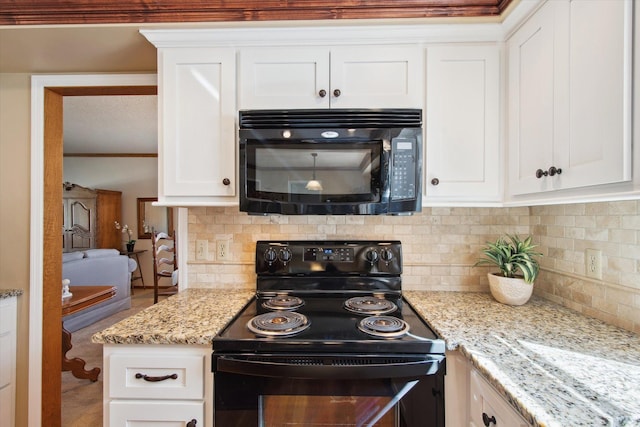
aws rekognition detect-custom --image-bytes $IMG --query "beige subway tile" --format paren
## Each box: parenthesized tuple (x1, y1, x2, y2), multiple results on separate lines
(609, 201, 637, 215)
(585, 202, 610, 215)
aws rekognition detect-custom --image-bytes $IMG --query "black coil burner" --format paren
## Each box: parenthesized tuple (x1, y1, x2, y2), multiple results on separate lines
(358, 315, 410, 338)
(246, 311, 310, 337)
(262, 294, 305, 311)
(344, 296, 397, 315)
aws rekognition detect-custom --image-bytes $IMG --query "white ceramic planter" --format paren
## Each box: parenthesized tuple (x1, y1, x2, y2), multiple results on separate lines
(487, 273, 533, 306)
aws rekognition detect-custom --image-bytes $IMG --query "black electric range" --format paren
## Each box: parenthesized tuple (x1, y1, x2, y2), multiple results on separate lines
(212, 241, 446, 427)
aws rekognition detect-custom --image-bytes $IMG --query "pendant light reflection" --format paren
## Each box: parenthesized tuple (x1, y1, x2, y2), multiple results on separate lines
(305, 152, 323, 191)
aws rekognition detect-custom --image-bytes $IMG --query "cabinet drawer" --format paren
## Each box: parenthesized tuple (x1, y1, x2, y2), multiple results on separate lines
(109, 354, 205, 399)
(109, 400, 203, 426)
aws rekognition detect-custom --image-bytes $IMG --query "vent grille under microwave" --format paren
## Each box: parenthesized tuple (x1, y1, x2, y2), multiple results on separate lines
(239, 109, 422, 129)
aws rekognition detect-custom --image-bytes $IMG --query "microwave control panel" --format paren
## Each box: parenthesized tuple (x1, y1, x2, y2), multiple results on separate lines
(390, 138, 417, 200)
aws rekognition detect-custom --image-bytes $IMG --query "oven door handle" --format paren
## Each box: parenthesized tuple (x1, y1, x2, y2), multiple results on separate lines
(213, 355, 443, 379)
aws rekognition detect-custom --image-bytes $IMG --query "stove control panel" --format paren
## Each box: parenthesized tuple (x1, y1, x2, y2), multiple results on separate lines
(256, 241, 402, 275)
(304, 247, 354, 262)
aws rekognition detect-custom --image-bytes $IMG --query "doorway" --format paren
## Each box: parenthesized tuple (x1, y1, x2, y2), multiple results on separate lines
(30, 74, 156, 427)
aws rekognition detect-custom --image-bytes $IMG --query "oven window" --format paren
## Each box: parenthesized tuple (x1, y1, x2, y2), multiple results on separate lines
(246, 142, 383, 203)
(260, 395, 395, 426)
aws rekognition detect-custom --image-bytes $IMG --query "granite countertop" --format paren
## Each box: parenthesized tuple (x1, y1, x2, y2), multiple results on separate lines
(92, 288, 254, 345)
(0, 289, 24, 299)
(405, 291, 640, 427)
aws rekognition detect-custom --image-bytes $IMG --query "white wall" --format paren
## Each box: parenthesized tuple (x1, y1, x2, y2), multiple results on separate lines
(63, 157, 158, 291)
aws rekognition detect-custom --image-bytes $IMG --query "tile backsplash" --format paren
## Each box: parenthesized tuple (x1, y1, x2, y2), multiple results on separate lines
(187, 200, 639, 333)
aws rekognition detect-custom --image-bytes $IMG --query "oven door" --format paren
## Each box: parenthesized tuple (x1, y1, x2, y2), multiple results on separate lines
(212, 353, 445, 427)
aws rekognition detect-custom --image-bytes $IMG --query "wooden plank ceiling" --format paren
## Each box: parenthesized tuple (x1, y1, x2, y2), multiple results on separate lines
(1, 0, 514, 25)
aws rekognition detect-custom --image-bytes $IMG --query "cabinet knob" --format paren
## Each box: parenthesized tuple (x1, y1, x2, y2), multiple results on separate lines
(548, 166, 562, 176)
(318, 89, 327, 98)
(535, 169, 548, 179)
(222, 178, 231, 186)
(186, 419, 197, 427)
(482, 412, 497, 426)
(431, 178, 440, 186)
(333, 89, 341, 97)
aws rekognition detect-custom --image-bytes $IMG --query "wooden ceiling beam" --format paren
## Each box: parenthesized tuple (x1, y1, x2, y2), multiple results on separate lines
(0, 0, 513, 25)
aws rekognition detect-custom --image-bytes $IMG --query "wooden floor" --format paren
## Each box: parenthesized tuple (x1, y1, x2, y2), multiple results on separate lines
(61, 288, 154, 426)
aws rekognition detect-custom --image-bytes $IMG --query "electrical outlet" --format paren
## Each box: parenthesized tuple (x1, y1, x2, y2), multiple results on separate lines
(586, 249, 602, 279)
(196, 240, 208, 260)
(217, 240, 230, 260)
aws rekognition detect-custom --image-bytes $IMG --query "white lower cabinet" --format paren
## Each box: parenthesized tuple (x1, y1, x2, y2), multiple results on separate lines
(445, 351, 470, 427)
(469, 368, 529, 427)
(110, 401, 203, 426)
(445, 351, 530, 427)
(104, 344, 211, 427)
(0, 296, 18, 427)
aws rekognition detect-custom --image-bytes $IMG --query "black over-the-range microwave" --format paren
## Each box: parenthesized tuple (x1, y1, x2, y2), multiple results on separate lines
(239, 109, 422, 215)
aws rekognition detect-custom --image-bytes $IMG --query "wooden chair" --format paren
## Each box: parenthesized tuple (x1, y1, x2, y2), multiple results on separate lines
(151, 230, 178, 304)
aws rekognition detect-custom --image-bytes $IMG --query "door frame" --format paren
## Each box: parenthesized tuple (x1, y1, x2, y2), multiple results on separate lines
(29, 73, 157, 426)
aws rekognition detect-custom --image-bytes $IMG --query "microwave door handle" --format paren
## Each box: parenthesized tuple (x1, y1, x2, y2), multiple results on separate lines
(213, 355, 442, 379)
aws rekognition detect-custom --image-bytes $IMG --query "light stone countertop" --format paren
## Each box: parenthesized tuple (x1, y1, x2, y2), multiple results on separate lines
(0, 289, 23, 299)
(405, 291, 640, 427)
(92, 288, 254, 345)
(92, 288, 640, 426)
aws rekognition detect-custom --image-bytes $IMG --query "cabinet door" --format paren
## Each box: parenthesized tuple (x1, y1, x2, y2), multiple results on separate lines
(444, 351, 469, 427)
(425, 45, 501, 202)
(64, 196, 96, 251)
(159, 47, 236, 201)
(109, 400, 203, 427)
(0, 297, 17, 427)
(330, 45, 422, 108)
(469, 369, 530, 427)
(507, 1, 562, 196)
(561, 0, 633, 189)
(239, 47, 330, 109)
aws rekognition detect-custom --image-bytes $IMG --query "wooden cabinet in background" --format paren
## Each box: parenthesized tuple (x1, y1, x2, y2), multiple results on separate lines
(62, 183, 122, 252)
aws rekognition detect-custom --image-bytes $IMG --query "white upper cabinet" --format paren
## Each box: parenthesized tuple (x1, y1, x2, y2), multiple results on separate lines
(425, 45, 501, 204)
(239, 47, 330, 109)
(508, 0, 633, 197)
(157, 47, 237, 205)
(239, 45, 422, 109)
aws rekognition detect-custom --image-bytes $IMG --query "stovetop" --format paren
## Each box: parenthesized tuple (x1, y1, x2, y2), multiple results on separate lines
(213, 293, 445, 355)
(213, 241, 445, 355)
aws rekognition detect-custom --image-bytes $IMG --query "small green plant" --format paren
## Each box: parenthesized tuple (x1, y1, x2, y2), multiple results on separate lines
(475, 234, 541, 284)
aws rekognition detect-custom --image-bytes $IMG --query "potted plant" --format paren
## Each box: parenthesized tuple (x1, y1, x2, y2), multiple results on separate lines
(115, 221, 136, 252)
(474, 234, 541, 305)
